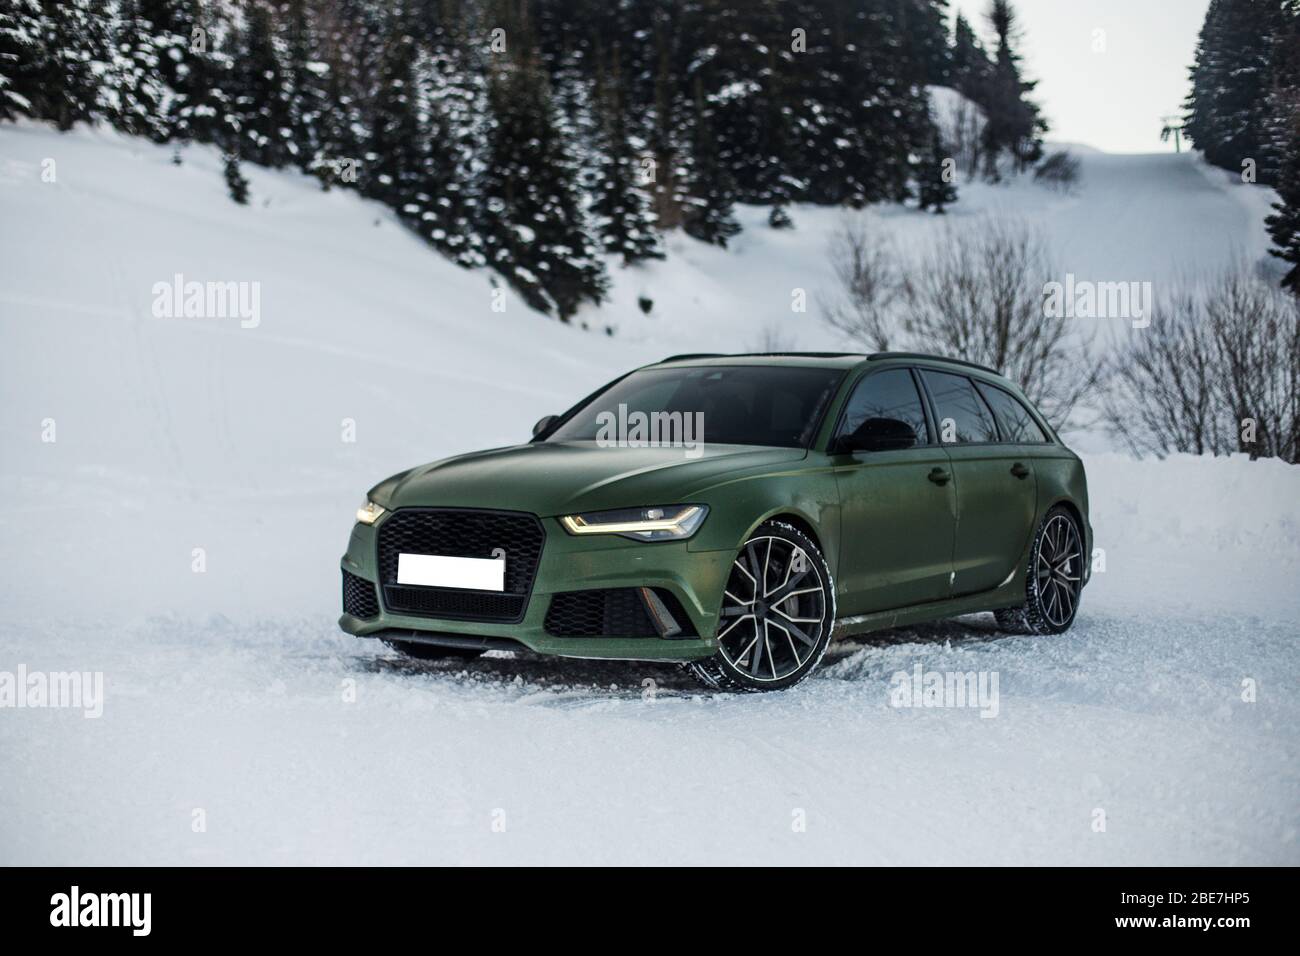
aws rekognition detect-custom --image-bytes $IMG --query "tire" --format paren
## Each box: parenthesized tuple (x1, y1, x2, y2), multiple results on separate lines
(689, 520, 836, 692)
(995, 505, 1084, 635)
(382, 639, 485, 661)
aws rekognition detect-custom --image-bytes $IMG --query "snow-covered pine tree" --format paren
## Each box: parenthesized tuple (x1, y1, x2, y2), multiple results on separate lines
(1184, 0, 1276, 177)
(16, 0, 110, 131)
(363, 19, 424, 220)
(682, 76, 741, 248)
(1258, 1, 1300, 186)
(104, 0, 169, 141)
(0, 0, 42, 120)
(229, 1, 292, 167)
(917, 113, 958, 213)
(981, 0, 1045, 179)
(418, 27, 487, 266)
(587, 60, 664, 263)
(280, 0, 324, 173)
(1267, 122, 1300, 294)
(223, 148, 249, 203)
(479, 53, 608, 320)
(166, 0, 235, 148)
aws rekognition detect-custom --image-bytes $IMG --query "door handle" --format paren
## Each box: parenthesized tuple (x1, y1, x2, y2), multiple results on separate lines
(1010, 462, 1030, 479)
(928, 467, 951, 485)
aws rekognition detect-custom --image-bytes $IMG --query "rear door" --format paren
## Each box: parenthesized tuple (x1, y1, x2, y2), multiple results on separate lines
(831, 368, 956, 615)
(917, 369, 1038, 597)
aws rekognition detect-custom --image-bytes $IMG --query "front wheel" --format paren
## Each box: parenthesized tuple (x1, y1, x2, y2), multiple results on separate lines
(689, 520, 836, 692)
(995, 506, 1084, 635)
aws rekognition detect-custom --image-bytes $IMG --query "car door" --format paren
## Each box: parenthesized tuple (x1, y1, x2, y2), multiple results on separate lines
(917, 369, 1038, 597)
(830, 367, 957, 616)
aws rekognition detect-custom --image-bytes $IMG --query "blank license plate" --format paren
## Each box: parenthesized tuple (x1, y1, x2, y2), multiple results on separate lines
(397, 553, 505, 591)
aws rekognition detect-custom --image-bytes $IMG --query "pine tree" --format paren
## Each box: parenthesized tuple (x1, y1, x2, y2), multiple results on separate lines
(1258, 1, 1300, 185)
(951, 11, 993, 105)
(229, 2, 292, 167)
(682, 77, 741, 248)
(104, 0, 168, 141)
(918, 116, 958, 213)
(587, 63, 663, 263)
(981, 0, 1046, 179)
(223, 149, 249, 204)
(158, 0, 236, 148)
(1267, 122, 1300, 294)
(479, 55, 608, 320)
(1184, 0, 1277, 177)
(902, 0, 952, 86)
(419, 33, 487, 266)
(281, 0, 323, 172)
(0, 0, 41, 120)
(17, 0, 110, 131)
(363, 23, 424, 218)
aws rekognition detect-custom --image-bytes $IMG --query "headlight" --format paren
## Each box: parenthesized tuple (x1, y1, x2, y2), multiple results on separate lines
(559, 504, 707, 541)
(355, 500, 386, 525)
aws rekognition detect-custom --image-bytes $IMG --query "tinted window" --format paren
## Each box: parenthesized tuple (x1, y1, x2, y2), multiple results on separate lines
(546, 365, 844, 448)
(921, 370, 999, 444)
(838, 369, 929, 446)
(975, 382, 1049, 443)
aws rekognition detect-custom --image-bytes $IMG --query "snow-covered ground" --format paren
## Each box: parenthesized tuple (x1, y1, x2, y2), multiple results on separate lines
(1, 122, 1297, 864)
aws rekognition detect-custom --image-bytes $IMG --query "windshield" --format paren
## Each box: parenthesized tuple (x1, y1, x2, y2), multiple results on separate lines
(546, 365, 845, 449)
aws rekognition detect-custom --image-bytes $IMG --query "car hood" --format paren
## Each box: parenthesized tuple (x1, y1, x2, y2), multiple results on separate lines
(372, 441, 808, 517)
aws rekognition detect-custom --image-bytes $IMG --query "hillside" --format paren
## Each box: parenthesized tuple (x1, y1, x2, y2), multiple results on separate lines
(1, 121, 1297, 865)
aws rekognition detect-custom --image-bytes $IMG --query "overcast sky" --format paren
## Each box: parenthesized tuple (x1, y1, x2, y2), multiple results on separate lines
(949, 0, 1211, 153)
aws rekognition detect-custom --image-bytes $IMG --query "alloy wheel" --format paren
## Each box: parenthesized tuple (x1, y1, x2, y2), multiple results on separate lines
(1034, 514, 1082, 628)
(717, 536, 827, 682)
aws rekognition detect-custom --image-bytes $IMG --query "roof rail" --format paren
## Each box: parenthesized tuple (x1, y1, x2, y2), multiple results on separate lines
(657, 351, 866, 363)
(868, 352, 1001, 376)
(658, 353, 725, 363)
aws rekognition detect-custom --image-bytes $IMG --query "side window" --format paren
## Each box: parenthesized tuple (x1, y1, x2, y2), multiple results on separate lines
(974, 381, 1049, 443)
(920, 370, 999, 444)
(838, 369, 930, 446)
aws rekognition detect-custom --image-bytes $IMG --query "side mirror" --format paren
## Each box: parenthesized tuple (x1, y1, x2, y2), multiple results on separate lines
(833, 417, 918, 454)
(532, 414, 560, 438)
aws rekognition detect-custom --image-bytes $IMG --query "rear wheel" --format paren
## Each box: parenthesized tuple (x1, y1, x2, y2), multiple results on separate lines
(995, 506, 1084, 635)
(382, 639, 485, 661)
(689, 521, 836, 692)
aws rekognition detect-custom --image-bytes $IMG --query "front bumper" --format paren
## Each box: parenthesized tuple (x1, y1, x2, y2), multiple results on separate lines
(338, 515, 729, 661)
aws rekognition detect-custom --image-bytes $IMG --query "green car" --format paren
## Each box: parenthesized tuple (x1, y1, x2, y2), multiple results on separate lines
(340, 352, 1091, 691)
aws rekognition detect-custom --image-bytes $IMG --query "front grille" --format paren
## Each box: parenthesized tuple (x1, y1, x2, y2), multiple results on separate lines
(342, 569, 380, 619)
(545, 588, 697, 638)
(376, 508, 544, 622)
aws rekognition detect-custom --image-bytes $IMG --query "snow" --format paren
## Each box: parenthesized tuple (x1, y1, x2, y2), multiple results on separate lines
(1, 121, 1297, 864)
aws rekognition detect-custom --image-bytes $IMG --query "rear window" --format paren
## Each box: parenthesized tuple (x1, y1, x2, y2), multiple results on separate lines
(920, 370, 999, 444)
(974, 382, 1049, 443)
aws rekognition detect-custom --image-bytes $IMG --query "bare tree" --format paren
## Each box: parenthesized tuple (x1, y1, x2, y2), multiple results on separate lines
(1206, 268, 1300, 461)
(819, 214, 902, 352)
(899, 218, 1103, 427)
(1103, 287, 1226, 457)
(1105, 267, 1300, 462)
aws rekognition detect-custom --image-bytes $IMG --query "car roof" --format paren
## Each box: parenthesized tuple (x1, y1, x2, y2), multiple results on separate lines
(654, 351, 1003, 377)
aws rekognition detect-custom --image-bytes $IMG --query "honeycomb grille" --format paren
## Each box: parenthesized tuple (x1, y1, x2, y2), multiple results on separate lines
(544, 588, 696, 638)
(376, 508, 544, 622)
(342, 569, 380, 619)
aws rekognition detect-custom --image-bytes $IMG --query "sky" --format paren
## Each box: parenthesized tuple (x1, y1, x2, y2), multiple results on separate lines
(950, 0, 1211, 154)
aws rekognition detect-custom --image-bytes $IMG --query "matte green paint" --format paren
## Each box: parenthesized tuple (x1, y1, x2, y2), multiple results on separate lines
(339, 354, 1092, 660)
